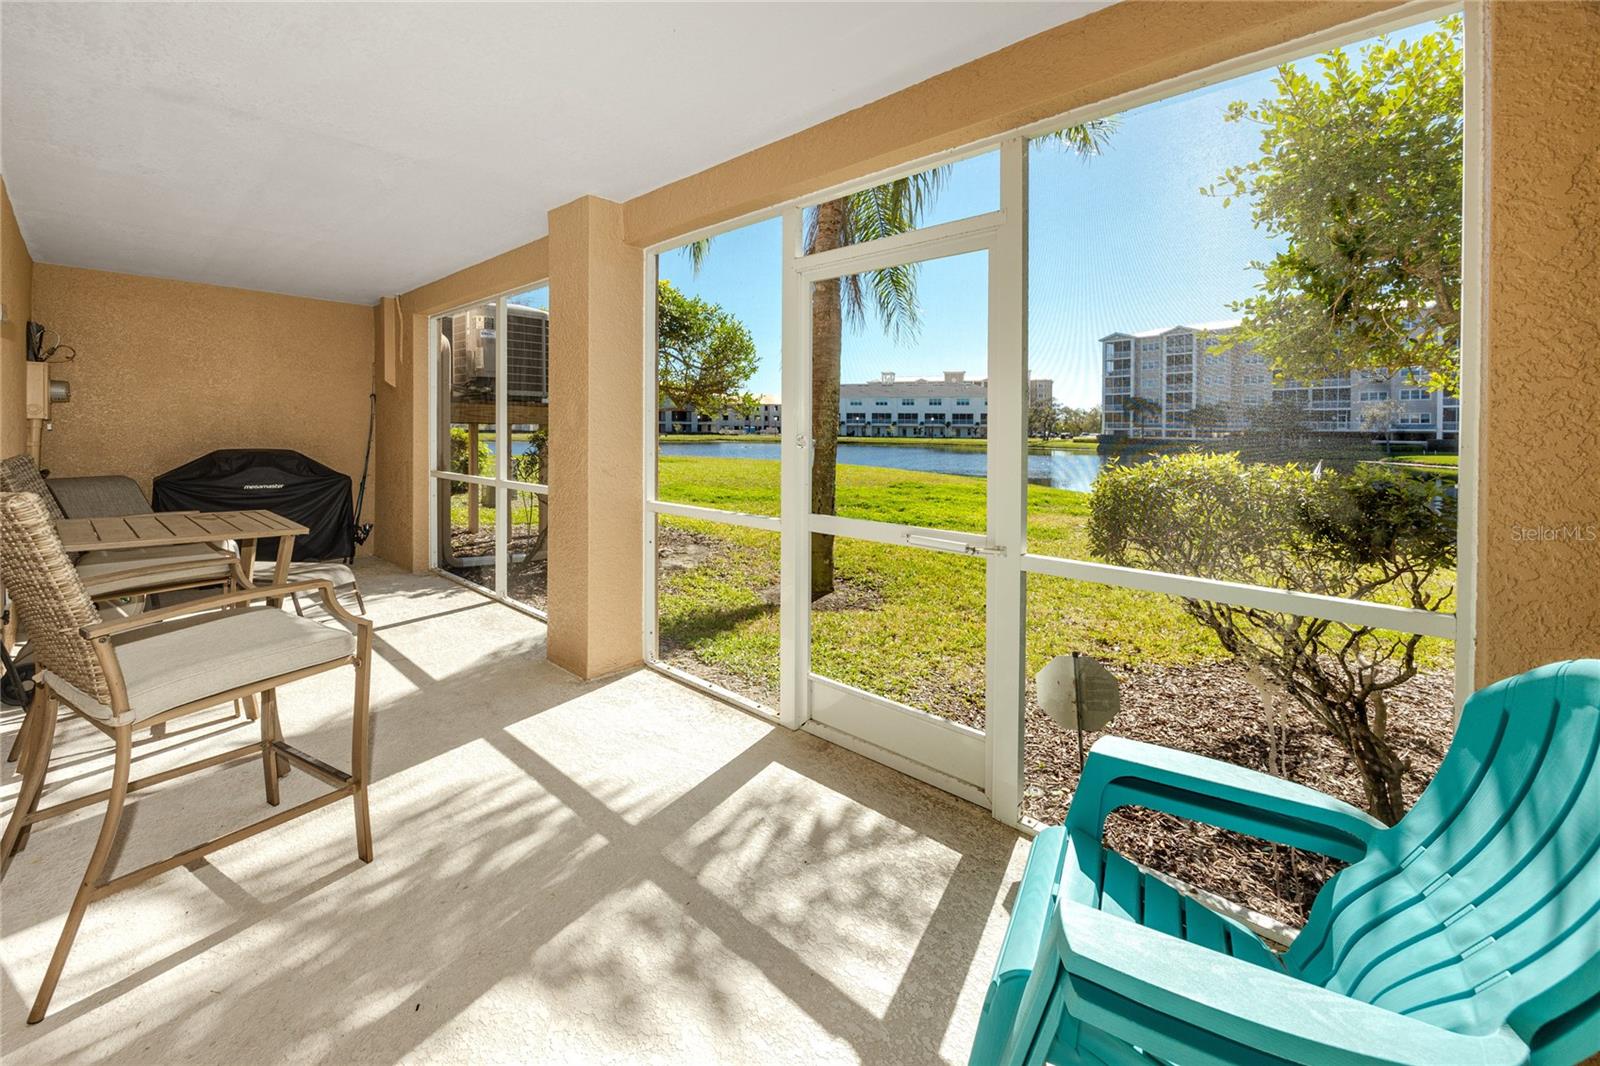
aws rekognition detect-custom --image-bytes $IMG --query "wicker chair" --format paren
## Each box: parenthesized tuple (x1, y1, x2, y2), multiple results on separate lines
(0, 454, 236, 601)
(0, 491, 374, 1023)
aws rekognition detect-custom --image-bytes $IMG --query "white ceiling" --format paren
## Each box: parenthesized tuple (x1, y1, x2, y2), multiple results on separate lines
(1, 2, 1107, 305)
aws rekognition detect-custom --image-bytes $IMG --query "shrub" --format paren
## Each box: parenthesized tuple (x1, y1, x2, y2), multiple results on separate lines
(450, 426, 495, 485)
(1089, 452, 1456, 824)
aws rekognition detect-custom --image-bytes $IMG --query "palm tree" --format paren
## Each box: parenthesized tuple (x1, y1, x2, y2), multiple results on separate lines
(1123, 394, 1162, 435)
(689, 121, 1116, 597)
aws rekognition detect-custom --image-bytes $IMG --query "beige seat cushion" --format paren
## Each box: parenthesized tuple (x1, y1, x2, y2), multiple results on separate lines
(44, 606, 355, 725)
(253, 559, 357, 588)
(76, 543, 234, 597)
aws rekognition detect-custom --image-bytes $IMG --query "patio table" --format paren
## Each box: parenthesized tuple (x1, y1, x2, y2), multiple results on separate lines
(55, 509, 310, 607)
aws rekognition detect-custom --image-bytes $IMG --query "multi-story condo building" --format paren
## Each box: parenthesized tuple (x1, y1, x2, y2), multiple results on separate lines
(1099, 321, 1457, 444)
(839, 371, 991, 438)
(659, 395, 782, 435)
(659, 371, 1055, 439)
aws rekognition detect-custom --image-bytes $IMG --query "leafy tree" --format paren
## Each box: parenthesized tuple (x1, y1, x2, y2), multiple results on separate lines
(656, 280, 760, 419)
(1057, 405, 1102, 438)
(1088, 452, 1455, 823)
(1122, 395, 1161, 432)
(1359, 398, 1405, 455)
(1209, 17, 1463, 392)
(690, 120, 1117, 597)
(1028, 395, 1060, 438)
(1186, 402, 1232, 437)
(510, 427, 547, 484)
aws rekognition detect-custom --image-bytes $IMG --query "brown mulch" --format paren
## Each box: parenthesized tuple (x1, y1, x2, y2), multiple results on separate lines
(446, 530, 547, 611)
(1021, 660, 1455, 926)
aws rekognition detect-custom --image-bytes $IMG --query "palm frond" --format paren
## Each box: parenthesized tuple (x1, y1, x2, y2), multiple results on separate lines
(799, 121, 1117, 344)
(686, 238, 712, 275)
(841, 168, 945, 339)
(841, 273, 867, 332)
(864, 262, 921, 343)
(1036, 117, 1119, 160)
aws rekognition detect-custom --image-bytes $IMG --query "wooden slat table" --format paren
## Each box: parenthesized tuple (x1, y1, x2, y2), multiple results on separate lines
(56, 509, 310, 606)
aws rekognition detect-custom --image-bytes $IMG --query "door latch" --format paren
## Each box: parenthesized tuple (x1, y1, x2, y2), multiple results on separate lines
(904, 534, 1006, 557)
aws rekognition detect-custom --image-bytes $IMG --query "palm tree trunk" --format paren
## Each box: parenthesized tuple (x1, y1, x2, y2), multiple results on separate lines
(809, 198, 847, 599)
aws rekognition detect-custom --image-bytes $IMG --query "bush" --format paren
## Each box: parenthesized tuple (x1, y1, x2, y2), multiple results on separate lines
(450, 426, 495, 485)
(1089, 452, 1456, 823)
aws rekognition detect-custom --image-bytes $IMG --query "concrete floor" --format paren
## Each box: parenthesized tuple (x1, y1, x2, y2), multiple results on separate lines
(1, 562, 1029, 1065)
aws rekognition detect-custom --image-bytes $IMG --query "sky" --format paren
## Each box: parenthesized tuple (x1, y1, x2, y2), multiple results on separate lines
(656, 19, 1448, 409)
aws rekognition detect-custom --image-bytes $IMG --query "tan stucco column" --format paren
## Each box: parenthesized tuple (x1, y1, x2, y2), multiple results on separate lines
(547, 196, 645, 678)
(1477, 1, 1600, 684)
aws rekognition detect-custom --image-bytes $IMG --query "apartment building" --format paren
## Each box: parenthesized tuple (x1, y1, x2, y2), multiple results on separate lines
(1100, 321, 1458, 443)
(840, 371, 992, 438)
(659, 395, 782, 435)
(659, 372, 1054, 438)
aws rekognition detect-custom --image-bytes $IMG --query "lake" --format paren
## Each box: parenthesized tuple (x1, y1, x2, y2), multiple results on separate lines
(658, 439, 1107, 492)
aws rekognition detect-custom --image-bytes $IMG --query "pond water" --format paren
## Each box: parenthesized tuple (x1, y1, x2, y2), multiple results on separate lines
(658, 439, 1108, 492)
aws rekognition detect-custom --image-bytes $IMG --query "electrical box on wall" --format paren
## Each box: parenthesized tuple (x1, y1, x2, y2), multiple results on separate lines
(24, 361, 50, 419)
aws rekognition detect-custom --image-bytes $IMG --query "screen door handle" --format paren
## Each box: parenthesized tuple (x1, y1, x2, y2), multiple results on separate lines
(904, 534, 1006, 557)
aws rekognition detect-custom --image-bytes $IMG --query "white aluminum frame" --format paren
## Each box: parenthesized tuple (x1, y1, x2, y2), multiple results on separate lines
(427, 282, 552, 621)
(788, 212, 1020, 808)
(641, 238, 785, 720)
(636, 0, 1481, 828)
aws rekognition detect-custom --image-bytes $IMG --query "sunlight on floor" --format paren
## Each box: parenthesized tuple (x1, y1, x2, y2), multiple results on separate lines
(1, 561, 1028, 1065)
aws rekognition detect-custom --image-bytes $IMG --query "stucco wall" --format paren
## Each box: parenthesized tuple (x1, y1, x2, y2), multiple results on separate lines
(0, 177, 32, 459)
(1478, 1, 1600, 681)
(28, 264, 377, 538)
(546, 197, 643, 677)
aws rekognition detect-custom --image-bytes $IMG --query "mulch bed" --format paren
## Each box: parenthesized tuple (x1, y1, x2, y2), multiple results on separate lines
(445, 530, 548, 611)
(1021, 660, 1455, 926)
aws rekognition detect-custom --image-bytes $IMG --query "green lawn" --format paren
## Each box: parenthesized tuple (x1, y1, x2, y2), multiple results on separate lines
(1375, 453, 1460, 469)
(447, 492, 544, 534)
(654, 456, 1455, 720)
(659, 433, 1101, 453)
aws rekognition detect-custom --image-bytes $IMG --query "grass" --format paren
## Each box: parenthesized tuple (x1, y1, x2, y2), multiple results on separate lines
(1377, 452, 1460, 468)
(447, 492, 544, 534)
(659, 433, 1102, 452)
(654, 456, 1455, 719)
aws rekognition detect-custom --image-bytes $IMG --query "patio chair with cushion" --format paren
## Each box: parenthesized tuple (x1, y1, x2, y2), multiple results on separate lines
(0, 491, 375, 1023)
(970, 658, 1600, 1066)
(0, 454, 236, 602)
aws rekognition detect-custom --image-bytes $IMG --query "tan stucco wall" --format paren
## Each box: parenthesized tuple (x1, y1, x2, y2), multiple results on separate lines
(0, 176, 33, 459)
(546, 197, 643, 678)
(1478, 1, 1600, 682)
(28, 265, 377, 536)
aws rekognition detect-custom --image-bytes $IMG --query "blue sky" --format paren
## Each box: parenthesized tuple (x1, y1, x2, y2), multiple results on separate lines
(656, 20, 1446, 409)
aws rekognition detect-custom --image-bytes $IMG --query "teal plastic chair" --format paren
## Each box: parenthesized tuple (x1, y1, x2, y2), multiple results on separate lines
(971, 659, 1600, 1066)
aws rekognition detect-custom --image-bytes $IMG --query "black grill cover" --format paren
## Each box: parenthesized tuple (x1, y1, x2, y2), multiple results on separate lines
(152, 449, 355, 562)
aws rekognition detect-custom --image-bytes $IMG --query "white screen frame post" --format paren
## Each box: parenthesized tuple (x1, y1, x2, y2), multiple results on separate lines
(426, 283, 553, 621)
(634, 0, 1480, 829)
